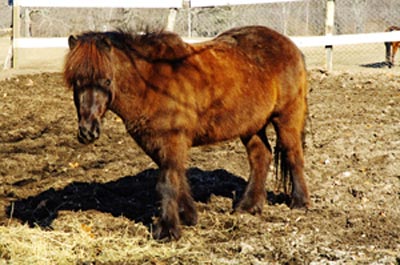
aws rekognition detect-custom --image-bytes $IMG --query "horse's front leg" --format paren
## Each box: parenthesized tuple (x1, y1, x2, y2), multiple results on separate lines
(152, 137, 197, 241)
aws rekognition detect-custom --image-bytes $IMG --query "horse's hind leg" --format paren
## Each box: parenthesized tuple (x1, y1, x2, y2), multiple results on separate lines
(385, 42, 392, 68)
(273, 108, 310, 209)
(392, 43, 399, 67)
(236, 128, 272, 214)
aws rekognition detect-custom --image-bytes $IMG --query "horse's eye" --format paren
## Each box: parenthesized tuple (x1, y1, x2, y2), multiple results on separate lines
(104, 79, 111, 87)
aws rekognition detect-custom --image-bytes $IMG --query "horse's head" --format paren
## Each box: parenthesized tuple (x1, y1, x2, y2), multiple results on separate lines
(73, 78, 112, 144)
(64, 33, 114, 144)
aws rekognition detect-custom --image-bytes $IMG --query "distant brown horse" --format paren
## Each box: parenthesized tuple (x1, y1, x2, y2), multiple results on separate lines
(64, 26, 310, 240)
(385, 26, 400, 68)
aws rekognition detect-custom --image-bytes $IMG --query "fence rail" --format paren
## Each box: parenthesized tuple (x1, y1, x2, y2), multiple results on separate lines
(15, 0, 302, 8)
(13, 31, 400, 48)
(190, 0, 301, 7)
(15, 0, 183, 8)
(7, 0, 400, 70)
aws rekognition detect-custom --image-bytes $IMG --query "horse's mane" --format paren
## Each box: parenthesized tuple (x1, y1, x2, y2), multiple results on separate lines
(127, 30, 192, 61)
(64, 29, 192, 88)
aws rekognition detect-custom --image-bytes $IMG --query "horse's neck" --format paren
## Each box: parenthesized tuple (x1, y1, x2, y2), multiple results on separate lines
(110, 53, 152, 121)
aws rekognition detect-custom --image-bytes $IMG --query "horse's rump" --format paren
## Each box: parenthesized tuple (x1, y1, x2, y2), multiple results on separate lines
(209, 26, 307, 192)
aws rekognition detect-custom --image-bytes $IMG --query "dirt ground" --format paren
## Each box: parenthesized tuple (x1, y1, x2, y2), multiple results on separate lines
(0, 67, 399, 263)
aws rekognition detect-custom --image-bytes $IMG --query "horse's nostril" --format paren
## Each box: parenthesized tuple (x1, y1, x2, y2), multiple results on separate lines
(78, 125, 95, 144)
(94, 128, 100, 139)
(79, 126, 87, 134)
(77, 129, 88, 144)
(91, 122, 100, 140)
(88, 130, 95, 139)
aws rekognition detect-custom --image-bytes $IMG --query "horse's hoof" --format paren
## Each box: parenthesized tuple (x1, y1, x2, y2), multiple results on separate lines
(235, 198, 264, 215)
(290, 197, 311, 209)
(153, 222, 181, 241)
(179, 198, 198, 226)
(180, 210, 198, 226)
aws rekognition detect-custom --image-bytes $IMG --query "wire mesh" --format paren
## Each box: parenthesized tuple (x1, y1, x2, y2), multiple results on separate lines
(2, 0, 400, 69)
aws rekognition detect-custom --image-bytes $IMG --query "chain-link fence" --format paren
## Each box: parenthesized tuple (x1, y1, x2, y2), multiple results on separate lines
(187, 2, 326, 37)
(2, 0, 400, 70)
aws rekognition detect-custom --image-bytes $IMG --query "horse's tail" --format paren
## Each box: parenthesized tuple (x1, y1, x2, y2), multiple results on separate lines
(274, 142, 290, 196)
(273, 127, 306, 196)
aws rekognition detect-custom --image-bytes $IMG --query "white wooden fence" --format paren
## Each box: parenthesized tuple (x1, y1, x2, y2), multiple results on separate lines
(7, 0, 400, 70)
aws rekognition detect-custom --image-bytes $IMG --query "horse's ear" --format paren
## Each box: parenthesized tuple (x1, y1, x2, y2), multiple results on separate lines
(68, 35, 78, 50)
(96, 36, 111, 51)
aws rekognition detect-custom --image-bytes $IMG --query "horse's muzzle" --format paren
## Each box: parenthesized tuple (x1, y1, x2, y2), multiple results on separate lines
(77, 122, 100, 144)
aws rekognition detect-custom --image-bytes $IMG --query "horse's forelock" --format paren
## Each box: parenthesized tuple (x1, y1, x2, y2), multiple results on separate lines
(64, 35, 112, 89)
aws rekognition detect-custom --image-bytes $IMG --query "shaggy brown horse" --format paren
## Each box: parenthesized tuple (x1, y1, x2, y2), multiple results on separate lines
(64, 26, 310, 240)
(385, 26, 400, 68)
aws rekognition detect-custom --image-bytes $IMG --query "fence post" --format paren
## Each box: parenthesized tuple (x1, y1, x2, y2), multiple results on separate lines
(3, 2, 13, 69)
(184, 0, 191, 37)
(166, 8, 178, 31)
(325, 0, 335, 71)
(12, 0, 20, 68)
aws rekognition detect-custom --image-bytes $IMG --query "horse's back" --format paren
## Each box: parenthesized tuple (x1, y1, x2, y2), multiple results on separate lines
(214, 26, 304, 70)
(386, 26, 400, 32)
(214, 26, 306, 113)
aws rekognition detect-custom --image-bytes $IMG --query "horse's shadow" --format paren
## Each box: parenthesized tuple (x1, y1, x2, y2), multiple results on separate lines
(360, 61, 390, 68)
(6, 168, 290, 228)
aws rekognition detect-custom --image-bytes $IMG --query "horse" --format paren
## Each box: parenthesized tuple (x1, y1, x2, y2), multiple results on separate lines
(385, 26, 400, 68)
(64, 25, 310, 240)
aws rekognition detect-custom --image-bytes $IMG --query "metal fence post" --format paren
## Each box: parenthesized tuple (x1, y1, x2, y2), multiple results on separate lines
(325, 0, 335, 71)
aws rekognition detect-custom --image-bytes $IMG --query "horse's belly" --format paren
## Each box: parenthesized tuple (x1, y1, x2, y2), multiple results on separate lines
(192, 108, 269, 146)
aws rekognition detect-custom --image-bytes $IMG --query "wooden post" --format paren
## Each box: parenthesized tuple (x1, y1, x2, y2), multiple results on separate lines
(12, 0, 21, 68)
(3, 2, 13, 69)
(3, 42, 12, 70)
(325, 0, 335, 71)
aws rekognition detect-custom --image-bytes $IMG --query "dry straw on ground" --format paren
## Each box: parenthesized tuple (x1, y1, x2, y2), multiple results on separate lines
(0, 70, 399, 264)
